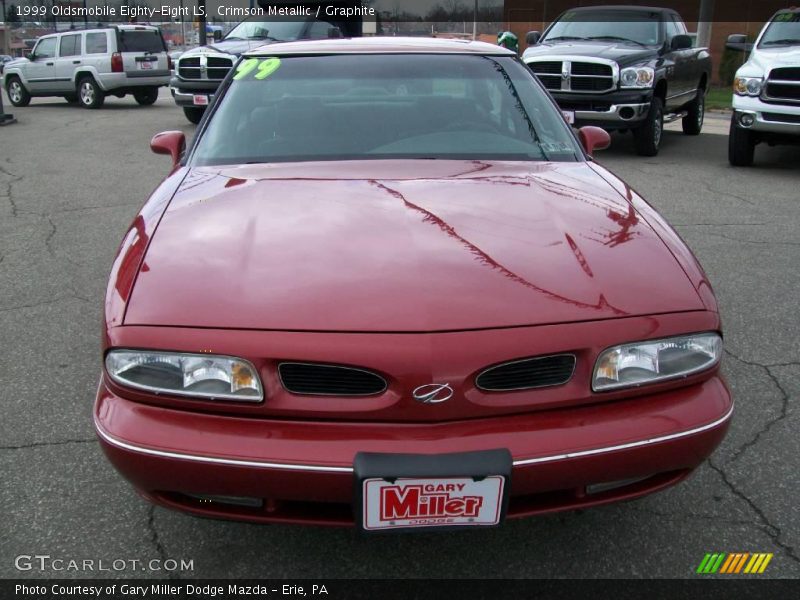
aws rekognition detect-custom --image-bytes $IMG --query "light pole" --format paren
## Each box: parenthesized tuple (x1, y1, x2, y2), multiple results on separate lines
(472, 0, 477, 41)
(696, 0, 715, 50)
(1, 0, 10, 57)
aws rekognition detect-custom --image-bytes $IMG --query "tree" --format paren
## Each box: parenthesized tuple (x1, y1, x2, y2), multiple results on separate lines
(6, 4, 21, 24)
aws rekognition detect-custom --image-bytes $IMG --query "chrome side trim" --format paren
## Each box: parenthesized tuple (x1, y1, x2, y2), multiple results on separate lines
(95, 403, 733, 473)
(513, 403, 734, 466)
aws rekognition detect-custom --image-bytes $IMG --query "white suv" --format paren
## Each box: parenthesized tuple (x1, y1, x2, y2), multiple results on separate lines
(3, 25, 171, 109)
(728, 8, 800, 166)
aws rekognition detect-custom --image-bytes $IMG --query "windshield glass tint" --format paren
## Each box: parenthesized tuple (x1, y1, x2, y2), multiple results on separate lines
(118, 30, 165, 53)
(225, 19, 305, 41)
(759, 13, 800, 47)
(544, 11, 662, 45)
(192, 54, 581, 166)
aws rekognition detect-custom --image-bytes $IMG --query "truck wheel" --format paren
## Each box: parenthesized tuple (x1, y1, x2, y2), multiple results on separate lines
(134, 87, 159, 106)
(183, 106, 205, 124)
(5, 77, 31, 107)
(633, 97, 663, 156)
(728, 114, 755, 167)
(78, 76, 105, 109)
(682, 89, 705, 135)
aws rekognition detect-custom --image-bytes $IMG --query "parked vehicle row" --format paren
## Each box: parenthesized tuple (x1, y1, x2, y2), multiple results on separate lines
(3, 7, 798, 167)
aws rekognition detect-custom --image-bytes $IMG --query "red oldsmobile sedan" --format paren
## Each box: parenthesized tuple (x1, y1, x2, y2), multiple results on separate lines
(95, 38, 731, 531)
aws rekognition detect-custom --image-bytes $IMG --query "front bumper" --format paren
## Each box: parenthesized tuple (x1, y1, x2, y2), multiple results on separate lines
(551, 90, 653, 129)
(95, 375, 732, 526)
(170, 76, 221, 107)
(732, 95, 800, 135)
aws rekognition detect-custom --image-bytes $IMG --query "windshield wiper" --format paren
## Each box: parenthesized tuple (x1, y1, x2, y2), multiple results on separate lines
(223, 36, 245, 41)
(247, 35, 286, 42)
(587, 35, 647, 46)
(761, 38, 800, 46)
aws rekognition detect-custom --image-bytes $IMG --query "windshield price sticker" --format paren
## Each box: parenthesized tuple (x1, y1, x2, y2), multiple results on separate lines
(234, 57, 282, 81)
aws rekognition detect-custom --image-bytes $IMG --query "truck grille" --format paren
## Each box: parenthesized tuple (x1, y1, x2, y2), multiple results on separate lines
(475, 354, 576, 392)
(528, 60, 615, 93)
(279, 363, 387, 396)
(177, 55, 234, 81)
(764, 67, 800, 103)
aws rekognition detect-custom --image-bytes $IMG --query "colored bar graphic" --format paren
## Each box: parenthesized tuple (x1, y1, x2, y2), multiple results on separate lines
(700, 552, 773, 575)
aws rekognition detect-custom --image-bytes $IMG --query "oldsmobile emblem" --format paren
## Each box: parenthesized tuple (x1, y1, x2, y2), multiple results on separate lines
(412, 383, 454, 404)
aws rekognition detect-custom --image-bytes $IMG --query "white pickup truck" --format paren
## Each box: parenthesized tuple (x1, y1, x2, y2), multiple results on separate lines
(727, 8, 800, 166)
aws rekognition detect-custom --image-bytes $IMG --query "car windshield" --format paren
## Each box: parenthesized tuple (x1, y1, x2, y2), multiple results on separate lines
(543, 10, 662, 46)
(192, 54, 582, 166)
(225, 19, 306, 42)
(758, 13, 800, 47)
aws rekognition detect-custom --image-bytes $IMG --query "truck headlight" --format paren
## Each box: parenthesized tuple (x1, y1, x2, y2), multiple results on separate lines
(592, 333, 722, 392)
(734, 76, 763, 96)
(105, 350, 263, 401)
(620, 66, 654, 89)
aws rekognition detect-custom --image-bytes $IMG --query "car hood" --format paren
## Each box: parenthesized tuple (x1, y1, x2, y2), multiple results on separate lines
(125, 160, 703, 332)
(747, 46, 800, 73)
(180, 38, 275, 58)
(523, 41, 657, 67)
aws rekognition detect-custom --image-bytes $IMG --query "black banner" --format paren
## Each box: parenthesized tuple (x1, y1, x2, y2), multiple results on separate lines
(3, 579, 800, 600)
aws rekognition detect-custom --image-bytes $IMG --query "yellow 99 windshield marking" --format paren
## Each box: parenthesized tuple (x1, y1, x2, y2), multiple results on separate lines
(234, 57, 282, 81)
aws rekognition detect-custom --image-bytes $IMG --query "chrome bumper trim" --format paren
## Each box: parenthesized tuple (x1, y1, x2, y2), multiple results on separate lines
(574, 102, 650, 122)
(95, 403, 733, 474)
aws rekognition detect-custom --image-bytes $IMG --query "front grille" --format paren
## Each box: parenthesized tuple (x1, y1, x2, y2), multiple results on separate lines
(529, 61, 562, 74)
(770, 67, 800, 81)
(571, 62, 612, 76)
(762, 112, 800, 124)
(764, 83, 800, 102)
(476, 354, 576, 392)
(279, 363, 387, 396)
(177, 55, 233, 81)
(527, 60, 615, 93)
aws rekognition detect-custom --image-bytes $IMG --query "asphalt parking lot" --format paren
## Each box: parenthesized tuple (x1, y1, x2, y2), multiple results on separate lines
(1, 89, 798, 579)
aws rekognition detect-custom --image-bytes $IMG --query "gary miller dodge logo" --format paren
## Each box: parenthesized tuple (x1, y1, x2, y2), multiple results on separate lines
(380, 483, 482, 521)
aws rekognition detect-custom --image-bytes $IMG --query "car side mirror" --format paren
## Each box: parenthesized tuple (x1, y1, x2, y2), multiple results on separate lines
(670, 34, 693, 51)
(525, 31, 541, 45)
(328, 26, 343, 39)
(213, 30, 222, 42)
(578, 126, 611, 157)
(150, 131, 186, 168)
(28, 53, 36, 61)
(726, 34, 754, 53)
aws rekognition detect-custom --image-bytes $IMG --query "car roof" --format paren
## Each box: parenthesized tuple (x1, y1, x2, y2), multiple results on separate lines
(245, 36, 516, 57)
(562, 5, 669, 13)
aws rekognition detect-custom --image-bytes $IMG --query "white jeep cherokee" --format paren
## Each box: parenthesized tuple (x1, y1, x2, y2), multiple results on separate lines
(728, 8, 800, 166)
(2, 25, 171, 110)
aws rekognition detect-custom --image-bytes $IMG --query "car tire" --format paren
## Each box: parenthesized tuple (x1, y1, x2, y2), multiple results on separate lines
(77, 77, 105, 109)
(728, 114, 755, 167)
(633, 97, 664, 157)
(134, 87, 159, 106)
(682, 89, 705, 135)
(63, 93, 79, 104)
(183, 106, 205, 124)
(5, 77, 31, 107)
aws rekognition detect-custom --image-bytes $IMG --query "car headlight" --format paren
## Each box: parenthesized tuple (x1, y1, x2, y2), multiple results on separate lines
(619, 66, 655, 89)
(592, 333, 722, 392)
(734, 76, 763, 96)
(105, 350, 263, 402)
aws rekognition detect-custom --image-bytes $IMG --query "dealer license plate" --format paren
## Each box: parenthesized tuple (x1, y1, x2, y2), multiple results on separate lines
(193, 95, 209, 106)
(562, 110, 575, 125)
(139, 60, 153, 70)
(362, 476, 505, 531)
